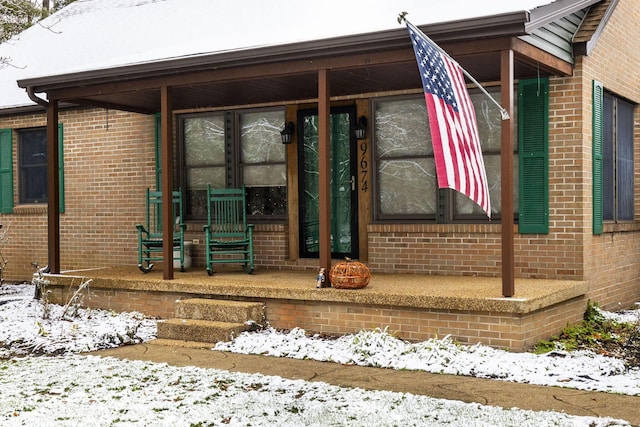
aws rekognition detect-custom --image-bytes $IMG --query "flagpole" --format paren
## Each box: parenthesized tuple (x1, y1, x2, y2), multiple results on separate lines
(398, 12, 510, 121)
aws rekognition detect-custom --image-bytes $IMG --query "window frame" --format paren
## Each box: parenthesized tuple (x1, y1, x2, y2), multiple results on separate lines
(237, 108, 288, 221)
(17, 127, 48, 205)
(451, 85, 519, 223)
(177, 107, 288, 223)
(602, 91, 635, 223)
(177, 111, 227, 221)
(371, 94, 438, 223)
(371, 87, 519, 224)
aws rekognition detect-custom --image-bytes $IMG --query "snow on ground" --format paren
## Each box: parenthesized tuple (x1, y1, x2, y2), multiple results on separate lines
(0, 283, 156, 358)
(215, 325, 640, 396)
(0, 282, 634, 426)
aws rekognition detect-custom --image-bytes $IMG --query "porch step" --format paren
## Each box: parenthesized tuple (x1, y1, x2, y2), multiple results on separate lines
(156, 298, 265, 345)
(150, 338, 218, 349)
(175, 299, 265, 324)
(157, 318, 246, 343)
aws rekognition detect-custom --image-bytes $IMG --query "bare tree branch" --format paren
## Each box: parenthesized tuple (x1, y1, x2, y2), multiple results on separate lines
(1, 0, 74, 44)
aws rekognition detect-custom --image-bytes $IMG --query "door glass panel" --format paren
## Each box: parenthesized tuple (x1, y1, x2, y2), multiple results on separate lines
(301, 111, 354, 257)
(302, 115, 320, 253)
(331, 113, 352, 254)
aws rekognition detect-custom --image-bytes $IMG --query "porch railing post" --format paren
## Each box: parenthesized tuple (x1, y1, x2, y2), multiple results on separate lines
(161, 86, 174, 280)
(47, 99, 61, 274)
(500, 49, 515, 297)
(318, 69, 331, 273)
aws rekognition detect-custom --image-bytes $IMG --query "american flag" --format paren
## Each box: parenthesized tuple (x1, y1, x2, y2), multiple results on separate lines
(406, 21, 491, 218)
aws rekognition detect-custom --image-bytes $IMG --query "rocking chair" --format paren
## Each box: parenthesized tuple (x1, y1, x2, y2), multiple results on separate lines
(136, 188, 186, 273)
(203, 186, 254, 275)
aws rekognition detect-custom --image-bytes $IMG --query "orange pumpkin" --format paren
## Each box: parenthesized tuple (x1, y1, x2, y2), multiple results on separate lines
(329, 260, 371, 289)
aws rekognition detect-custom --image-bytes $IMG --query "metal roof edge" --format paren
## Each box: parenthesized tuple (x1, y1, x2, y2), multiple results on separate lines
(0, 102, 79, 117)
(0, 104, 44, 117)
(17, 11, 530, 93)
(584, 0, 619, 55)
(526, 0, 602, 31)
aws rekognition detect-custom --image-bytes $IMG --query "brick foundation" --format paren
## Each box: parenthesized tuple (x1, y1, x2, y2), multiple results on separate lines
(46, 278, 588, 352)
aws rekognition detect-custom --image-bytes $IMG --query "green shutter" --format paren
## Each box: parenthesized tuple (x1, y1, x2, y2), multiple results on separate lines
(0, 129, 13, 214)
(518, 78, 549, 234)
(592, 80, 604, 234)
(58, 123, 65, 213)
(154, 113, 162, 191)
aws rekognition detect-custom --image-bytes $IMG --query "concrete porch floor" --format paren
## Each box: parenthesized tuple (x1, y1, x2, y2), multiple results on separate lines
(50, 265, 588, 314)
(46, 266, 590, 351)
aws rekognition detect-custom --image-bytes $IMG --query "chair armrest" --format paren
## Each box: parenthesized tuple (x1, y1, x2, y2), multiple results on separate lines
(136, 225, 150, 242)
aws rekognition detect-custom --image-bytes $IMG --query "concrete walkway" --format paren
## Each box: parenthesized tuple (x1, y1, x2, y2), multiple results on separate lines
(92, 340, 640, 425)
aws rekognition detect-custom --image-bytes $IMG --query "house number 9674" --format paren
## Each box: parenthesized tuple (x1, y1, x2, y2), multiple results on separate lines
(360, 140, 368, 192)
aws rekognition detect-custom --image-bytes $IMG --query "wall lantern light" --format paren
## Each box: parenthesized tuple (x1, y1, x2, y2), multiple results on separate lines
(354, 116, 368, 140)
(280, 122, 295, 144)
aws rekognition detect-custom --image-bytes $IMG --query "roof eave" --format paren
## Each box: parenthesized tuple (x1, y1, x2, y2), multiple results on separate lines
(573, 0, 619, 56)
(0, 104, 44, 117)
(526, 0, 602, 31)
(18, 11, 530, 94)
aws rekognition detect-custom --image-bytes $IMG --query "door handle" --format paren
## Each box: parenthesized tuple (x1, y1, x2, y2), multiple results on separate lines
(351, 176, 355, 191)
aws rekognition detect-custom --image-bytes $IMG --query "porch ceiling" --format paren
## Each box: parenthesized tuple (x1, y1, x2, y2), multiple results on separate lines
(58, 53, 555, 115)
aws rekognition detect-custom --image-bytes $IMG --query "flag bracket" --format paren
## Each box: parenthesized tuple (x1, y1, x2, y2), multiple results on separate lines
(398, 12, 510, 121)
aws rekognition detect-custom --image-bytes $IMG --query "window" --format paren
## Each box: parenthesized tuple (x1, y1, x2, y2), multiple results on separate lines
(603, 93, 634, 222)
(18, 127, 48, 204)
(373, 97, 437, 220)
(454, 87, 519, 220)
(0, 126, 64, 213)
(239, 110, 287, 218)
(373, 86, 519, 222)
(178, 108, 286, 221)
(181, 113, 226, 218)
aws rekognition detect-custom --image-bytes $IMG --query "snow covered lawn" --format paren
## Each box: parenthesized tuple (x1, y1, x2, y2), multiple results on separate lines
(0, 282, 634, 426)
(215, 325, 640, 396)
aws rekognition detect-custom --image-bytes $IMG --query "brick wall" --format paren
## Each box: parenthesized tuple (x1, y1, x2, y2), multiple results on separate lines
(47, 281, 587, 352)
(581, 0, 640, 312)
(0, 108, 157, 280)
(367, 224, 502, 276)
(367, 224, 584, 279)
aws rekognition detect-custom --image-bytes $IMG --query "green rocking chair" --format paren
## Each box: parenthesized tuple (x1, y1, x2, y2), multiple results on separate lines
(203, 186, 254, 275)
(136, 188, 186, 273)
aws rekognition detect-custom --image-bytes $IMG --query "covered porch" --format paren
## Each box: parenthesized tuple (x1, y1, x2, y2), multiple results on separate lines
(46, 267, 588, 351)
(14, 4, 598, 351)
(17, 9, 575, 297)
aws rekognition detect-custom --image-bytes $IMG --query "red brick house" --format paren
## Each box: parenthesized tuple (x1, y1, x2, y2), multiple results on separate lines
(0, 0, 638, 349)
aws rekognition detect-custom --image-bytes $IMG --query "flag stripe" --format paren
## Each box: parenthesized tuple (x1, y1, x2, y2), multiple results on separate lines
(407, 21, 491, 217)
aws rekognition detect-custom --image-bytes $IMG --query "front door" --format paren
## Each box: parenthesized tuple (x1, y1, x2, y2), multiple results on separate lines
(298, 106, 359, 259)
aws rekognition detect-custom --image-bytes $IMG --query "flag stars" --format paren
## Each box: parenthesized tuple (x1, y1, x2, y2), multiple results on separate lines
(410, 28, 458, 111)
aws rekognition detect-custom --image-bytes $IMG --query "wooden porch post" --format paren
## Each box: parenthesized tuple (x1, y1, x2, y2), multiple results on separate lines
(318, 69, 331, 272)
(47, 99, 61, 274)
(500, 49, 515, 297)
(160, 86, 175, 280)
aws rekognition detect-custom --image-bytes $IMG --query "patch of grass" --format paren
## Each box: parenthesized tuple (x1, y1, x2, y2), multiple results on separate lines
(533, 300, 640, 367)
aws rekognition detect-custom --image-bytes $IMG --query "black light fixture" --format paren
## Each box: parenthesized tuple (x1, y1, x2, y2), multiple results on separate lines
(354, 116, 367, 140)
(280, 121, 295, 144)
